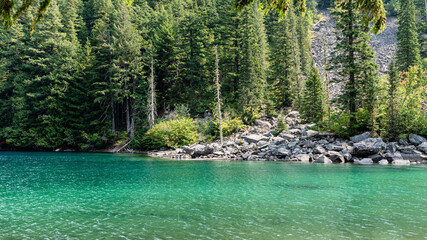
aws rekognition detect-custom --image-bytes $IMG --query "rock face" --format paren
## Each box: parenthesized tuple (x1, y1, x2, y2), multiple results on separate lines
(352, 138, 386, 157)
(408, 134, 427, 146)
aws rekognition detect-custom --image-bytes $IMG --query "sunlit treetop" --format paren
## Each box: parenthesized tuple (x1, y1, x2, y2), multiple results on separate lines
(233, 0, 386, 33)
(0, 0, 134, 32)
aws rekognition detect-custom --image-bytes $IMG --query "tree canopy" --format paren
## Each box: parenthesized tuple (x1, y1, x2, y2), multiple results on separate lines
(234, 0, 386, 33)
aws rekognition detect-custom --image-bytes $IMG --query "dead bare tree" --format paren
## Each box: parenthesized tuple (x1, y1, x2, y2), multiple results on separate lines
(215, 46, 223, 145)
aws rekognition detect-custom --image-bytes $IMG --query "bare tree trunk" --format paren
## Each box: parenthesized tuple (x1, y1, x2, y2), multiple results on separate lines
(126, 97, 130, 134)
(322, 33, 331, 122)
(215, 46, 223, 146)
(148, 56, 156, 128)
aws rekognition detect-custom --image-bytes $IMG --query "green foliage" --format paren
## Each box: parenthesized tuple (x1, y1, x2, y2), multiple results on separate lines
(272, 114, 288, 136)
(198, 117, 246, 141)
(300, 66, 325, 123)
(396, 0, 420, 72)
(241, 106, 261, 125)
(319, 109, 372, 138)
(141, 118, 198, 149)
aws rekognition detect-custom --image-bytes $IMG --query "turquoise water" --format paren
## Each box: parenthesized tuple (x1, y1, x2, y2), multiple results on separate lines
(0, 152, 426, 239)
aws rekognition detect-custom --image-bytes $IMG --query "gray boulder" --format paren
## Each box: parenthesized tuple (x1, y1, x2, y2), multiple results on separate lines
(314, 145, 326, 154)
(392, 159, 410, 165)
(314, 156, 333, 164)
(378, 159, 389, 165)
(417, 142, 427, 153)
(294, 154, 310, 163)
(350, 132, 371, 143)
(254, 119, 272, 128)
(327, 151, 345, 163)
(340, 149, 352, 162)
(242, 134, 269, 144)
(187, 144, 214, 157)
(305, 130, 319, 138)
(272, 147, 291, 157)
(408, 134, 426, 146)
(352, 138, 386, 156)
(354, 158, 373, 165)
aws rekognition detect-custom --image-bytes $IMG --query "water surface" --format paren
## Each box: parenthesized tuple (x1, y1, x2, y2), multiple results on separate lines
(0, 152, 426, 239)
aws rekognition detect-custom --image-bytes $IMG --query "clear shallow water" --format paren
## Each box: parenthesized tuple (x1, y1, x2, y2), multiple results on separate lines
(0, 152, 426, 239)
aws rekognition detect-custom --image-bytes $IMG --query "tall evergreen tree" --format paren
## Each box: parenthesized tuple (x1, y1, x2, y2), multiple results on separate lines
(238, 2, 269, 112)
(300, 66, 325, 123)
(330, 0, 380, 134)
(396, 0, 421, 72)
(386, 61, 400, 140)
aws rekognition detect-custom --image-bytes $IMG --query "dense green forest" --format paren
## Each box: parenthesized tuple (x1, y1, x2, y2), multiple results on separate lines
(0, 0, 425, 150)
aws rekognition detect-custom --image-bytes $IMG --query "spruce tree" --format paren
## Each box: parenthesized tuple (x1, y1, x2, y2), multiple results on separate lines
(396, 0, 421, 72)
(300, 66, 325, 123)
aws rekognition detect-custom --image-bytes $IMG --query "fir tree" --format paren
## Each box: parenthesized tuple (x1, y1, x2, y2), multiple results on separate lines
(300, 66, 325, 123)
(238, 2, 269, 112)
(330, 0, 380, 134)
(396, 0, 421, 72)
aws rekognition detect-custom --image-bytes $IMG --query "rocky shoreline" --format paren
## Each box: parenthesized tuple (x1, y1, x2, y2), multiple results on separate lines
(148, 111, 427, 165)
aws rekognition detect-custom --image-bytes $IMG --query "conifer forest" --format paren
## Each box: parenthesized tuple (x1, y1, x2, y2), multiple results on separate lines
(0, 0, 426, 151)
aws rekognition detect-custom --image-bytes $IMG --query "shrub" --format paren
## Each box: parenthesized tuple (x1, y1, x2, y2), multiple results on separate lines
(141, 118, 198, 149)
(272, 114, 288, 136)
(197, 117, 246, 141)
(241, 106, 261, 125)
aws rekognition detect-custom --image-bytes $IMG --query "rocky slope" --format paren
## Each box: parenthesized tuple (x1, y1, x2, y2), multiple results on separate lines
(311, 10, 398, 98)
(148, 112, 427, 165)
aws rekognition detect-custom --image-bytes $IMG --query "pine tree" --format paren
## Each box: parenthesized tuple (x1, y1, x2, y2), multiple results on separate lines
(300, 66, 325, 123)
(396, 0, 421, 72)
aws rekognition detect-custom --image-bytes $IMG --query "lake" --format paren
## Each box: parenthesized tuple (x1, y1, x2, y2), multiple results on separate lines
(0, 152, 426, 239)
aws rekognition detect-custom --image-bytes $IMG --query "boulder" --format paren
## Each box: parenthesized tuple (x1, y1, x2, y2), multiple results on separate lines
(392, 159, 410, 165)
(288, 141, 298, 149)
(314, 156, 333, 164)
(289, 129, 302, 135)
(408, 134, 426, 146)
(272, 147, 291, 157)
(417, 142, 427, 153)
(294, 154, 310, 163)
(400, 151, 427, 162)
(186, 144, 214, 157)
(279, 133, 296, 140)
(350, 132, 371, 143)
(242, 134, 269, 144)
(257, 141, 269, 149)
(314, 145, 326, 154)
(340, 149, 352, 162)
(271, 137, 285, 144)
(305, 130, 319, 138)
(386, 142, 397, 153)
(254, 119, 272, 128)
(352, 138, 386, 156)
(368, 154, 384, 163)
(354, 158, 373, 165)
(287, 111, 300, 119)
(378, 159, 389, 165)
(327, 151, 345, 163)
